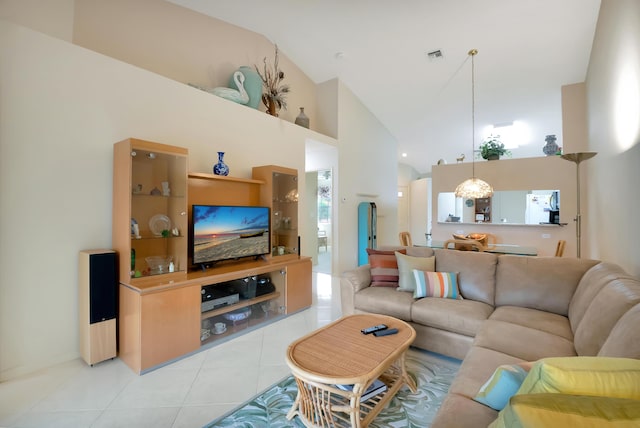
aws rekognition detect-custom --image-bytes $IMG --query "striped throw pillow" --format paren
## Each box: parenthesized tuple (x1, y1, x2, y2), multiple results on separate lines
(367, 248, 406, 287)
(413, 271, 459, 299)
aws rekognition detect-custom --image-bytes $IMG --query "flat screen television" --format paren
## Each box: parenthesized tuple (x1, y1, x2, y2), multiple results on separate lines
(192, 205, 270, 266)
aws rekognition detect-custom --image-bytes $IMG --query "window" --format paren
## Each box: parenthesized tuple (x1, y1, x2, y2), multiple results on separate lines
(318, 170, 332, 224)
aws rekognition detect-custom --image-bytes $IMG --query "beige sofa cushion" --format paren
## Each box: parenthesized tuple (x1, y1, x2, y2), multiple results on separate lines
(569, 262, 632, 331)
(353, 287, 414, 321)
(410, 323, 474, 360)
(473, 319, 576, 361)
(599, 303, 640, 358)
(411, 297, 493, 337)
(489, 306, 574, 341)
(376, 245, 435, 258)
(432, 392, 499, 428)
(495, 256, 598, 316)
(573, 279, 640, 356)
(434, 249, 498, 306)
(340, 264, 371, 316)
(448, 346, 525, 398)
(405, 246, 435, 258)
(395, 251, 435, 292)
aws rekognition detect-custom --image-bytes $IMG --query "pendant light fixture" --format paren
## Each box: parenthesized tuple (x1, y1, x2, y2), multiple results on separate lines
(454, 49, 494, 199)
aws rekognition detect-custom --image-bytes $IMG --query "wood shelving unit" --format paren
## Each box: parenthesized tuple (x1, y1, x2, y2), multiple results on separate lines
(114, 139, 312, 374)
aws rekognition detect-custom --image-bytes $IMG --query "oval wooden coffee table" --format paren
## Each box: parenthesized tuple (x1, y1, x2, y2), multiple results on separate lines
(286, 314, 417, 428)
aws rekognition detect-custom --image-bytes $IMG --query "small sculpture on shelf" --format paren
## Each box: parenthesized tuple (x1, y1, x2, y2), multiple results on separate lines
(161, 181, 170, 196)
(211, 71, 250, 105)
(188, 71, 250, 105)
(131, 218, 140, 239)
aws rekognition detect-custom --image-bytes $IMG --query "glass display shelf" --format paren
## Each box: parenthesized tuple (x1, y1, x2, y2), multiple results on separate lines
(200, 294, 284, 346)
(131, 269, 187, 279)
(200, 291, 281, 320)
(130, 234, 184, 240)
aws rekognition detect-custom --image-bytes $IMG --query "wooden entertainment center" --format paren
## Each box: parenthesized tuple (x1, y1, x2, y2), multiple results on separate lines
(113, 138, 311, 374)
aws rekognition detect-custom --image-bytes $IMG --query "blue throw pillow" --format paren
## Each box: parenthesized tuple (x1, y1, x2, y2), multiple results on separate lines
(474, 364, 529, 411)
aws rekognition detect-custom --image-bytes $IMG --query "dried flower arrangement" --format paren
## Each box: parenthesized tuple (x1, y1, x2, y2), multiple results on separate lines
(255, 45, 290, 116)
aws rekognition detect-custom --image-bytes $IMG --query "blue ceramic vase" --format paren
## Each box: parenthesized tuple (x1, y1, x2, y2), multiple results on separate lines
(213, 151, 229, 176)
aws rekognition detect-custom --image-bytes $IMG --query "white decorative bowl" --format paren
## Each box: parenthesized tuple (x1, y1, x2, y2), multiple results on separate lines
(223, 307, 252, 322)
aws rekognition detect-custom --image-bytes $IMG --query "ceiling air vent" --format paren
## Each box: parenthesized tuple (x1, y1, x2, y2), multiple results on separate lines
(426, 50, 443, 60)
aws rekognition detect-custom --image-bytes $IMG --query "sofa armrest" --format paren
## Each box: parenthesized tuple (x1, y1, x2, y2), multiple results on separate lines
(340, 265, 372, 316)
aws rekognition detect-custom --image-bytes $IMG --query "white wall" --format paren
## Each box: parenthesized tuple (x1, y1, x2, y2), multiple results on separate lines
(0, 0, 75, 41)
(71, 0, 324, 134)
(0, 21, 337, 380)
(584, 0, 640, 276)
(561, 82, 588, 153)
(409, 178, 431, 246)
(335, 80, 398, 274)
(0, 17, 395, 379)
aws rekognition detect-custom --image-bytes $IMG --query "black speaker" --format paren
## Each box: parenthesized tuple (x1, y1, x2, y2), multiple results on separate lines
(88, 252, 117, 324)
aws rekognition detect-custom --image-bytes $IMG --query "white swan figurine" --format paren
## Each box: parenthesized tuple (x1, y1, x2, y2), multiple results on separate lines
(210, 71, 250, 105)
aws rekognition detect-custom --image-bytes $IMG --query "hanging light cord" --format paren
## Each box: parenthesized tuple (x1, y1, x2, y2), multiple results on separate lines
(454, 48, 493, 200)
(469, 49, 478, 179)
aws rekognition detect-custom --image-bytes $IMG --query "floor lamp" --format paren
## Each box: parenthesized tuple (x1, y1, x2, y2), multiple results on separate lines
(560, 152, 597, 258)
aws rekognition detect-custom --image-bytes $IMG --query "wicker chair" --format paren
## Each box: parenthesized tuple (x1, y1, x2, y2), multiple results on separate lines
(443, 238, 486, 252)
(398, 231, 412, 246)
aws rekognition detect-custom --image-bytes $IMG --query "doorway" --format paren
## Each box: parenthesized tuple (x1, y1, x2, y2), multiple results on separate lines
(315, 169, 332, 274)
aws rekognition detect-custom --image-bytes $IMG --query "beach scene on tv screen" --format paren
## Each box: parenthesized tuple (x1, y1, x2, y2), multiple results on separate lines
(193, 206, 269, 264)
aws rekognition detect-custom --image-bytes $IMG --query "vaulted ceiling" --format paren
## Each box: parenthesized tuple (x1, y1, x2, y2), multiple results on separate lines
(170, 0, 601, 173)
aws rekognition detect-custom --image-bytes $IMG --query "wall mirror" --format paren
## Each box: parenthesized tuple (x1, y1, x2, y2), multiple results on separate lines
(437, 190, 560, 225)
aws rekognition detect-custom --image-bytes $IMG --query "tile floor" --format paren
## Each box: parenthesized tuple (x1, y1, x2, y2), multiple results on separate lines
(0, 272, 342, 428)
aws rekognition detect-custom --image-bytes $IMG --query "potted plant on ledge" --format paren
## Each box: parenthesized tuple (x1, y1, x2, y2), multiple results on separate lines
(479, 136, 510, 160)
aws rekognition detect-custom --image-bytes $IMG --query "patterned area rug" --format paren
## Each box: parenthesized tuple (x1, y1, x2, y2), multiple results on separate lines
(205, 348, 460, 428)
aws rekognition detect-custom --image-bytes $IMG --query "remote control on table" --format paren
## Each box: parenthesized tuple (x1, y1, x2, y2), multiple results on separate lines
(361, 324, 388, 335)
(373, 328, 398, 337)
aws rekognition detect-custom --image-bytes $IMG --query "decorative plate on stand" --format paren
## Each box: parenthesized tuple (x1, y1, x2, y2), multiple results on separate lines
(149, 214, 171, 236)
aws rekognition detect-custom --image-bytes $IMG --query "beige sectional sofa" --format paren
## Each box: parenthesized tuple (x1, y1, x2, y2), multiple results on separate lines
(340, 246, 640, 427)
